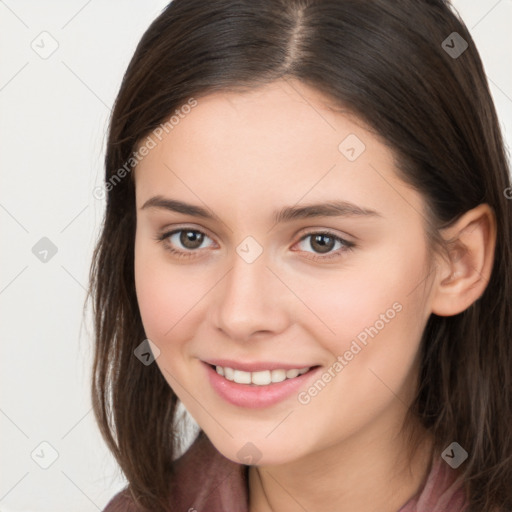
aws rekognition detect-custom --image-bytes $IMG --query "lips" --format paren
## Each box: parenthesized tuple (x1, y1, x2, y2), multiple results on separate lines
(202, 360, 322, 408)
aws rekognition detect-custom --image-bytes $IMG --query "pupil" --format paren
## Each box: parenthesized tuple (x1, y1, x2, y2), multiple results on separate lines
(182, 230, 203, 249)
(312, 234, 333, 254)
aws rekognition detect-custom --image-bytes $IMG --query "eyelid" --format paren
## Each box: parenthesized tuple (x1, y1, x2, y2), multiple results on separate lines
(294, 225, 355, 243)
(159, 223, 217, 243)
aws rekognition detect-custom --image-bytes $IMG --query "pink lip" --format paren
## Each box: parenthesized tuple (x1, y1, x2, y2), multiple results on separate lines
(203, 358, 314, 372)
(203, 361, 322, 409)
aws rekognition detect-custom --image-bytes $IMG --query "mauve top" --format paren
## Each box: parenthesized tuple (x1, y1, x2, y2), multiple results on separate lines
(103, 431, 467, 512)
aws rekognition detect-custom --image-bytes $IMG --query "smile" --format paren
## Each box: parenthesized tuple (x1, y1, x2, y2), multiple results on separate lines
(213, 365, 311, 385)
(203, 361, 322, 408)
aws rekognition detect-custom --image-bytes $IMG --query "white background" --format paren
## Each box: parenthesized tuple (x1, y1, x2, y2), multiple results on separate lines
(1, 1, 511, 510)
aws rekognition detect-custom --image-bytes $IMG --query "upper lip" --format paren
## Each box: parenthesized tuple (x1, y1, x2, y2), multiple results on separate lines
(203, 359, 317, 372)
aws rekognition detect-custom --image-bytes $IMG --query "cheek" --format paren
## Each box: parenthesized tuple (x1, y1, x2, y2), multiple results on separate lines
(134, 238, 213, 355)
(134, 235, 181, 344)
(291, 251, 429, 437)
(294, 250, 427, 347)
(298, 242, 430, 393)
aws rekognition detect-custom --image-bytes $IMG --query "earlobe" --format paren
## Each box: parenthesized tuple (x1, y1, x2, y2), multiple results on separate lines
(430, 203, 496, 317)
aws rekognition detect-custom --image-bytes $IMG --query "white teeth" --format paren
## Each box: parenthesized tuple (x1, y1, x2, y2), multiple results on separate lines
(233, 369, 252, 384)
(224, 367, 235, 381)
(215, 365, 312, 385)
(271, 369, 287, 383)
(252, 370, 272, 385)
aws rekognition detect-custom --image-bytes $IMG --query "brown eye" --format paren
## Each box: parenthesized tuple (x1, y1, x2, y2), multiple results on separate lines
(295, 231, 355, 262)
(179, 230, 205, 250)
(157, 228, 214, 259)
(309, 234, 336, 254)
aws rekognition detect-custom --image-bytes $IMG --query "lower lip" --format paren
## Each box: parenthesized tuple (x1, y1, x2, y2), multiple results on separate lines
(203, 362, 322, 409)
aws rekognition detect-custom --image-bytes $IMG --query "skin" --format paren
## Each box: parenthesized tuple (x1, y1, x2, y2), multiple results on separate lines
(133, 79, 496, 512)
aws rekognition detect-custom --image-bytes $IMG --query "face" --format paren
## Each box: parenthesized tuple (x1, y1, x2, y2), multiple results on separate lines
(133, 79, 436, 466)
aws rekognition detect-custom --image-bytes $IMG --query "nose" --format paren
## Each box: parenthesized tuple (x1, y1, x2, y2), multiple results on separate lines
(212, 245, 290, 342)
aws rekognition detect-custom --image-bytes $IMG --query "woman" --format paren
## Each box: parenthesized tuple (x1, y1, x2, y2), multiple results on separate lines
(89, 0, 512, 510)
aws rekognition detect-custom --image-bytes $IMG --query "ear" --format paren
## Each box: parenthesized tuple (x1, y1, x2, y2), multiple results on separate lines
(430, 203, 497, 317)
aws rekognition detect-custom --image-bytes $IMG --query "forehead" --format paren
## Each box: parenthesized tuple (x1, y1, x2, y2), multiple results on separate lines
(133, 79, 424, 224)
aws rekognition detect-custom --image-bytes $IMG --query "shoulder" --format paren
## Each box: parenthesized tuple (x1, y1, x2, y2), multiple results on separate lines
(102, 431, 249, 512)
(102, 487, 142, 512)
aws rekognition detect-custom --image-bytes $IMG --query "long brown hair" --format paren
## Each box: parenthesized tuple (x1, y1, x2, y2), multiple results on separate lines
(88, 1, 512, 510)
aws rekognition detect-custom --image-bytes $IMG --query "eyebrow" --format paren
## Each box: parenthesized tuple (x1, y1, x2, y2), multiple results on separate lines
(140, 195, 382, 223)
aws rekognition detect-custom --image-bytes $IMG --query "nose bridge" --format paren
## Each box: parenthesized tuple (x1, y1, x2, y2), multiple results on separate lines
(214, 237, 287, 340)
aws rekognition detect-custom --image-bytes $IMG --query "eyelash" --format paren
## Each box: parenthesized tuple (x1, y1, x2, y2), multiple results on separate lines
(155, 227, 356, 262)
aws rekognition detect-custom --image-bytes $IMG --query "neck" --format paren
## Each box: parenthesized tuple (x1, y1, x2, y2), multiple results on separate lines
(248, 409, 433, 512)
